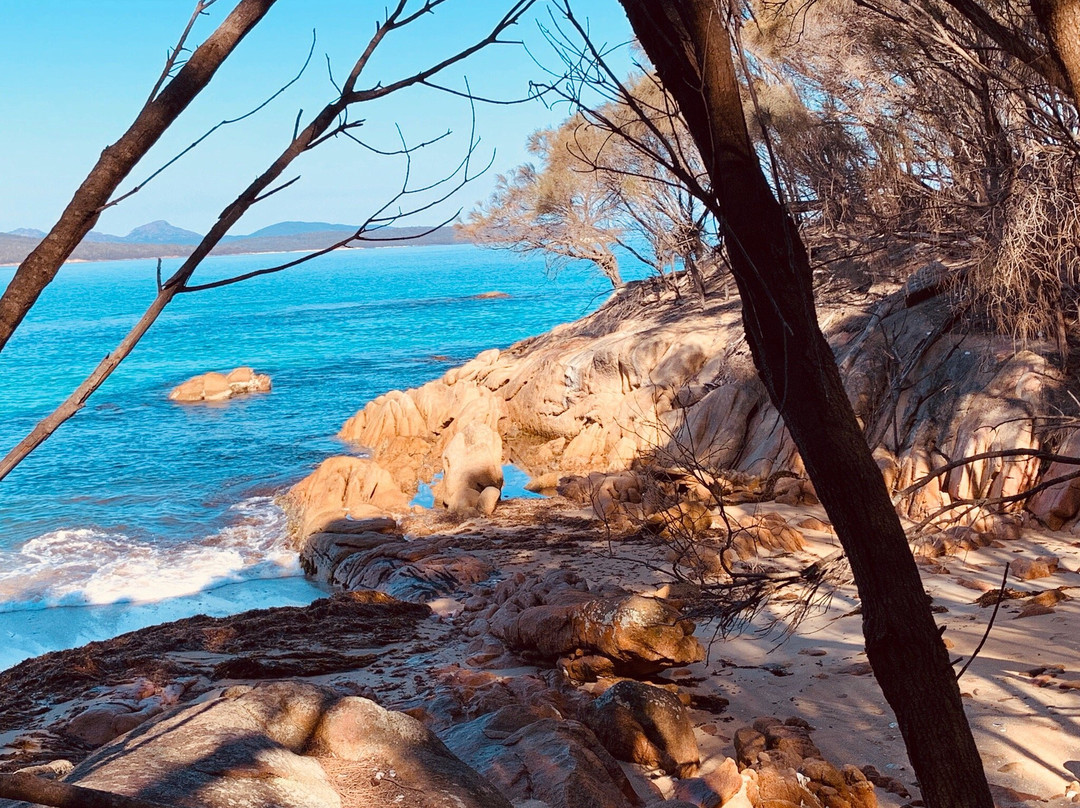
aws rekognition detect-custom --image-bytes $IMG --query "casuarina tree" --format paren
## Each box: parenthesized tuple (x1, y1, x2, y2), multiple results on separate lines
(615, 2, 994, 806)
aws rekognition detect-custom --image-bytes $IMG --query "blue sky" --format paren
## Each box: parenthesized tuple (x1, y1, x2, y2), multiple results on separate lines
(0, 1, 634, 236)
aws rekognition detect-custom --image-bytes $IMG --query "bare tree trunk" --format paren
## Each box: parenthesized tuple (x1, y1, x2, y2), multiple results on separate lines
(597, 250, 624, 287)
(940, 0, 1074, 96)
(1031, 0, 1080, 108)
(616, 3, 993, 807)
(0, 0, 277, 356)
(683, 248, 707, 306)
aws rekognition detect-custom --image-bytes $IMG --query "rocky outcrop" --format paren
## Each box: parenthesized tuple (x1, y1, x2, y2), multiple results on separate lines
(336, 267, 1071, 534)
(487, 571, 704, 676)
(586, 680, 700, 777)
(36, 682, 512, 808)
(283, 456, 410, 538)
(733, 717, 877, 808)
(339, 370, 504, 494)
(168, 366, 271, 402)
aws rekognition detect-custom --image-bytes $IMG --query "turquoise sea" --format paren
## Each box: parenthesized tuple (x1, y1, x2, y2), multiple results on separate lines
(0, 244, 617, 670)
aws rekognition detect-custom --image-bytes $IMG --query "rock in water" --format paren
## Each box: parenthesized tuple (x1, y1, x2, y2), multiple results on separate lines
(168, 366, 271, 402)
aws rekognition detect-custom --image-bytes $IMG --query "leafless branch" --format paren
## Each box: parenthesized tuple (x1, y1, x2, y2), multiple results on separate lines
(0, 0, 534, 482)
(103, 30, 318, 213)
(147, 0, 220, 104)
(954, 562, 1009, 679)
(899, 447, 1080, 496)
(0, 0, 279, 356)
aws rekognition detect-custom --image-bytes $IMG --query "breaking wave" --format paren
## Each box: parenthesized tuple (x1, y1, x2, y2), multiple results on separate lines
(0, 497, 301, 613)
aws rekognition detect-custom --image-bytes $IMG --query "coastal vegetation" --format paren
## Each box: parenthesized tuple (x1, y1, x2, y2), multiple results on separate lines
(1, 1, 1079, 808)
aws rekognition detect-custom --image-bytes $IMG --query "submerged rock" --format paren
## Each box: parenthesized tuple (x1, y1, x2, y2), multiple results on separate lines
(168, 366, 271, 403)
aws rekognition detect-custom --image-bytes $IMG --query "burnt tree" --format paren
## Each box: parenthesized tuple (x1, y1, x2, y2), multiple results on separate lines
(615, 2, 994, 806)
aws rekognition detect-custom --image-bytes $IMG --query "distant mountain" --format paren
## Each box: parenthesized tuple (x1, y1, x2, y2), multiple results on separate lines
(82, 231, 127, 243)
(240, 221, 357, 238)
(6, 228, 45, 239)
(0, 221, 463, 266)
(124, 220, 204, 245)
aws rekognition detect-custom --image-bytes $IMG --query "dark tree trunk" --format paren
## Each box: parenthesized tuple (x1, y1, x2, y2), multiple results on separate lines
(0, 0, 277, 356)
(1031, 0, 1080, 108)
(615, 3, 993, 807)
(941, 0, 1074, 96)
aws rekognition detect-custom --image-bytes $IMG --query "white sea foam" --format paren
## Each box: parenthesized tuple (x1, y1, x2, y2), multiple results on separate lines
(0, 497, 302, 613)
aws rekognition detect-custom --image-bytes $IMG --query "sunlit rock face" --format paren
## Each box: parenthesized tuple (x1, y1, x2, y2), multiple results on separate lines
(168, 366, 271, 403)
(338, 269, 1066, 534)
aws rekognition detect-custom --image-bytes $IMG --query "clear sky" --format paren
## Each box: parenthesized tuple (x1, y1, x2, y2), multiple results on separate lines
(0, 0, 634, 236)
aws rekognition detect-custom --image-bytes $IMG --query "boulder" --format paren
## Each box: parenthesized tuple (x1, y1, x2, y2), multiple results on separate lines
(433, 422, 504, 513)
(298, 529, 395, 584)
(168, 367, 271, 403)
(477, 485, 501, 516)
(307, 694, 513, 808)
(670, 758, 743, 807)
(284, 456, 410, 538)
(50, 682, 511, 808)
(328, 541, 493, 602)
(733, 726, 766, 768)
(492, 592, 704, 676)
(442, 707, 642, 808)
(586, 680, 699, 777)
(1011, 555, 1060, 581)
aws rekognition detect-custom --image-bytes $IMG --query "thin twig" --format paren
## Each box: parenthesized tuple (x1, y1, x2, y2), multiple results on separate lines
(955, 562, 1009, 679)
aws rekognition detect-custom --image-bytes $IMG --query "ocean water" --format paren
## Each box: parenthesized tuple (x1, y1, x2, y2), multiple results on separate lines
(0, 244, 616, 670)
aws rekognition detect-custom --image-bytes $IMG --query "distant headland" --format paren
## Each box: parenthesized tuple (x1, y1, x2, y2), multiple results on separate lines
(0, 220, 462, 266)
